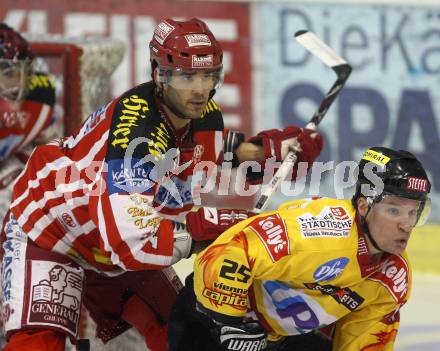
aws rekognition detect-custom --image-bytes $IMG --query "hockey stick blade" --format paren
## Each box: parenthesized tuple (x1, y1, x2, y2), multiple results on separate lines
(295, 30, 352, 129)
(253, 31, 352, 213)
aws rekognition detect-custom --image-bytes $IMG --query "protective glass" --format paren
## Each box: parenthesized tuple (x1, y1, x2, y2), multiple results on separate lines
(157, 66, 224, 91)
(373, 194, 431, 227)
(0, 58, 32, 102)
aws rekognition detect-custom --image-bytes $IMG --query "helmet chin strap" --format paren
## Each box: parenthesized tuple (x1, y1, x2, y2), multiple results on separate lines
(360, 206, 389, 254)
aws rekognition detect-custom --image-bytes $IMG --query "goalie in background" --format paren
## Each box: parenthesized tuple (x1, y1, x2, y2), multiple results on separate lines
(0, 18, 323, 351)
(0, 23, 56, 223)
(170, 146, 431, 351)
(0, 22, 56, 349)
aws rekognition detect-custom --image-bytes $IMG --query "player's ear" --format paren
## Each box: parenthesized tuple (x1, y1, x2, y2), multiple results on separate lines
(357, 197, 369, 216)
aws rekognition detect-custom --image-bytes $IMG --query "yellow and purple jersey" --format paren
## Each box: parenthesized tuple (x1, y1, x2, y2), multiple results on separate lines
(194, 197, 411, 350)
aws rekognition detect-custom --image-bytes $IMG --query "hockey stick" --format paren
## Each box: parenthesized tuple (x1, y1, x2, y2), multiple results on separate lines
(253, 30, 352, 214)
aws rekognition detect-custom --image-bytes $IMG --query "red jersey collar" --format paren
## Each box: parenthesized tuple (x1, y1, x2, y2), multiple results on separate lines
(355, 212, 389, 277)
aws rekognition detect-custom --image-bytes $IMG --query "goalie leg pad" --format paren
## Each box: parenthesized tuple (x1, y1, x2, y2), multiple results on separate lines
(1, 213, 85, 344)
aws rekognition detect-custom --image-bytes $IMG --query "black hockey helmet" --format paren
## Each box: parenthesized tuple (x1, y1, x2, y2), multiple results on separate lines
(353, 146, 431, 226)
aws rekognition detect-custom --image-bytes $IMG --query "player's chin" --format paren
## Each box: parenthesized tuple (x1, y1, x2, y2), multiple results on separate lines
(392, 241, 407, 254)
(185, 105, 205, 119)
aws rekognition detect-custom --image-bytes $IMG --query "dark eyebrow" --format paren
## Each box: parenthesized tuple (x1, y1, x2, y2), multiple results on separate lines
(178, 70, 196, 75)
(385, 200, 401, 206)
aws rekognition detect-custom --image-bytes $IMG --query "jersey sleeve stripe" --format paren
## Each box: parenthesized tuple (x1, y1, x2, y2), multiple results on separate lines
(96, 193, 126, 269)
(11, 155, 72, 208)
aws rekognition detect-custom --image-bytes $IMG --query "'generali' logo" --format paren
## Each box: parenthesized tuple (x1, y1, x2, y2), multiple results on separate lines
(27, 262, 83, 338)
(407, 177, 428, 192)
(249, 214, 290, 262)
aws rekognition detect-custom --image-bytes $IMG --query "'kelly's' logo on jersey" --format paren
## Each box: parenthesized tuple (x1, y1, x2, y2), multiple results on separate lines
(249, 214, 290, 262)
(368, 256, 409, 304)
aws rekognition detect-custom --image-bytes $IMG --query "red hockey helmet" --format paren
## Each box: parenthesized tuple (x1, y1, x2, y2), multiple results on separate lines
(149, 18, 223, 72)
(0, 23, 33, 60)
(0, 23, 34, 102)
(149, 18, 224, 119)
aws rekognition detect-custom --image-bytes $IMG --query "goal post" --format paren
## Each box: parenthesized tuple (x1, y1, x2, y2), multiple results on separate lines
(26, 34, 125, 135)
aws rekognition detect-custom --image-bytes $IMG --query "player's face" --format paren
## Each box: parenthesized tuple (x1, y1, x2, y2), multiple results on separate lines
(0, 59, 31, 101)
(362, 196, 421, 255)
(161, 68, 223, 119)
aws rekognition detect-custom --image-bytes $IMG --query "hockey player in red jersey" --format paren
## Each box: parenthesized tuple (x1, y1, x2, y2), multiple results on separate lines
(171, 146, 431, 351)
(0, 18, 323, 351)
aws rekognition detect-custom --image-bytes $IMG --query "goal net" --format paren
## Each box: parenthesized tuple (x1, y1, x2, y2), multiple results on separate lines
(26, 34, 125, 136)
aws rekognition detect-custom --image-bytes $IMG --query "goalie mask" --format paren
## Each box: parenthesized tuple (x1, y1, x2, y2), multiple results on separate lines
(149, 18, 223, 119)
(0, 23, 34, 103)
(353, 146, 431, 228)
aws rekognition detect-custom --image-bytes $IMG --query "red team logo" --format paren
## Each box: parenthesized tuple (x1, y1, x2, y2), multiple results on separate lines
(330, 206, 349, 220)
(61, 213, 76, 228)
(249, 213, 290, 262)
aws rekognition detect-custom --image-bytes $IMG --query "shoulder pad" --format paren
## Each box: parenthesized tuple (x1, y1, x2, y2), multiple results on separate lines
(369, 255, 410, 304)
(26, 72, 56, 106)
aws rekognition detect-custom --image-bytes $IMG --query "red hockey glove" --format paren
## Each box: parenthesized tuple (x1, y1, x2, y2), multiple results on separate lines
(247, 126, 323, 182)
(186, 207, 254, 241)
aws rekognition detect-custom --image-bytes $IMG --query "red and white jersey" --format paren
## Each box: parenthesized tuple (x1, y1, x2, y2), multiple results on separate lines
(10, 81, 224, 275)
(0, 72, 55, 163)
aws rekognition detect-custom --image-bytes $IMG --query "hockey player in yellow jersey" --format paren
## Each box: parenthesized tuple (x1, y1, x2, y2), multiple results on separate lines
(168, 146, 431, 351)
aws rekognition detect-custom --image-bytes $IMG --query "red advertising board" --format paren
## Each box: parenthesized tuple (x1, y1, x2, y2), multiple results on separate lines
(0, 0, 252, 134)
